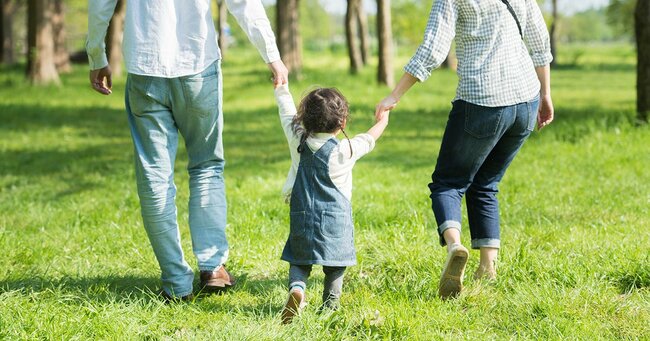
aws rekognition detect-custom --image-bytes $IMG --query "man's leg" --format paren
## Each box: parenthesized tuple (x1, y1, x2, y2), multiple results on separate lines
(171, 61, 229, 274)
(126, 74, 194, 298)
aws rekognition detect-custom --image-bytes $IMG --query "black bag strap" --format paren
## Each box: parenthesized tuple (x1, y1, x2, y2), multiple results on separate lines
(499, 0, 523, 39)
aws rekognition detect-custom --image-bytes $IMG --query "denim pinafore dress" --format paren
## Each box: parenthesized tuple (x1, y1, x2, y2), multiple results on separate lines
(281, 138, 357, 267)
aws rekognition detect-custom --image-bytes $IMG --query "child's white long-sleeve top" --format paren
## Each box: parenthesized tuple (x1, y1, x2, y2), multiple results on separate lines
(275, 85, 375, 202)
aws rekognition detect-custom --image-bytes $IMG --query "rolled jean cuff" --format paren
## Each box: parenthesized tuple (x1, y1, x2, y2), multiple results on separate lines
(471, 238, 501, 250)
(289, 281, 306, 291)
(437, 220, 461, 247)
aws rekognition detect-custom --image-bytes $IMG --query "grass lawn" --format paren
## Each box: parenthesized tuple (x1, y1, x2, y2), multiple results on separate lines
(0, 44, 648, 339)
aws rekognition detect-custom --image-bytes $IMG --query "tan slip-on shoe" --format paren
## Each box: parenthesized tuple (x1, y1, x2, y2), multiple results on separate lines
(281, 287, 307, 324)
(438, 243, 469, 299)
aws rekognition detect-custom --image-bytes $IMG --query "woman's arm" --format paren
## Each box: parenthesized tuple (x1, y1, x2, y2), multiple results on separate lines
(535, 65, 554, 130)
(374, 73, 418, 119)
(375, 0, 456, 119)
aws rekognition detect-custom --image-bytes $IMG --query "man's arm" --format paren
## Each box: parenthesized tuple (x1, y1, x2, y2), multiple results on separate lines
(86, 0, 118, 95)
(226, 0, 288, 86)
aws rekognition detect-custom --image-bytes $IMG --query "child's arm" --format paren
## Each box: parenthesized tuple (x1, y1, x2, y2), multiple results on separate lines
(366, 110, 390, 141)
(274, 84, 300, 145)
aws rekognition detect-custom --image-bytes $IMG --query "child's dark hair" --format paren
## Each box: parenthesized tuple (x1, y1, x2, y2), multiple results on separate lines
(292, 87, 353, 157)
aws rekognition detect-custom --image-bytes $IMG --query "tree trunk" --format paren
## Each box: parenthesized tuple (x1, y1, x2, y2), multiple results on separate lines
(636, 0, 650, 123)
(1, 0, 17, 64)
(27, 0, 60, 85)
(550, 0, 558, 66)
(357, 0, 369, 66)
(276, 0, 301, 75)
(377, 0, 394, 87)
(52, 0, 70, 73)
(105, 0, 125, 76)
(216, 0, 228, 58)
(346, 0, 362, 74)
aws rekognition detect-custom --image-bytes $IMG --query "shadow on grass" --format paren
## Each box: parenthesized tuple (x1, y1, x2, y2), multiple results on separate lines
(0, 273, 287, 317)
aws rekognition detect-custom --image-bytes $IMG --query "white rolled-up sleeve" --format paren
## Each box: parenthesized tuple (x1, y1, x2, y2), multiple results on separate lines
(226, 0, 281, 63)
(86, 0, 118, 70)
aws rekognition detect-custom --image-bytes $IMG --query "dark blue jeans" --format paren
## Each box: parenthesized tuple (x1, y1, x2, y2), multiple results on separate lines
(429, 96, 540, 249)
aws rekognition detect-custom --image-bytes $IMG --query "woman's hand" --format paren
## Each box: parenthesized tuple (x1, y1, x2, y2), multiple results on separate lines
(537, 94, 554, 130)
(375, 94, 399, 121)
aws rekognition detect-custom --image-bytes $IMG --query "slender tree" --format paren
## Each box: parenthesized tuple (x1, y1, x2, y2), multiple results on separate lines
(549, 0, 558, 66)
(52, 0, 70, 73)
(27, 0, 60, 85)
(357, 0, 369, 65)
(377, 0, 394, 87)
(346, 0, 362, 74)
(636, 0, 649, 123)
(216, 0, 228, 57)
(105, 0, 125, 76)
(1, 0, 18, 64)
(276, 0, 302, 75)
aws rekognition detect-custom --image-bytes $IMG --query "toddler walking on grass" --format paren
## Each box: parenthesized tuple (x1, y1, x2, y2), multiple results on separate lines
(274, 84, 389, 324)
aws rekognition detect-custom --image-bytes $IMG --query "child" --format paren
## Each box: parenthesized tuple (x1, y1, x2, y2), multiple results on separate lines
(274, 84, 389, 324)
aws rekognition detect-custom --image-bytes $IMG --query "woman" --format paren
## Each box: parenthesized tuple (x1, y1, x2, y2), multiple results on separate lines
(375, 0, 554, 299)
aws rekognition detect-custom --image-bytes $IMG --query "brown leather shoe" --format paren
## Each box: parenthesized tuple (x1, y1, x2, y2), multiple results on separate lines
(158, 290, 194, 303)
(200, 265, 236, 292)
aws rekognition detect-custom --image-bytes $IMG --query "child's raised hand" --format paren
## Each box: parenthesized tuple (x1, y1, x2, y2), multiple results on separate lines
(376, 109, 390, 123)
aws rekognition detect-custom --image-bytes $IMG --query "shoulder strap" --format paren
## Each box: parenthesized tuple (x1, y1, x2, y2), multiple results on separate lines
(499, 0, 523, 39)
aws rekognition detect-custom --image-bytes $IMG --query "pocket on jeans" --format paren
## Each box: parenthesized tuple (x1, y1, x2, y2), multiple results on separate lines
(181, 68, 220, 117)
(463, 101, 503, 138)
(127, 74, 155, 117)
(321, 211, 352, 239)
(526, 97, 541, 132)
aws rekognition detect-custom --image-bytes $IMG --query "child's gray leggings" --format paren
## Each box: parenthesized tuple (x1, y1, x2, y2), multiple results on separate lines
(289, 264, 345, 306)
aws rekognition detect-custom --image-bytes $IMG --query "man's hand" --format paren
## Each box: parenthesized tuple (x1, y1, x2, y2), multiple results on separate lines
(537, 94, 554, 130)
(375, 94, 399, 121)
(268, 60, 289, 88)
(90, 66, 113, 95)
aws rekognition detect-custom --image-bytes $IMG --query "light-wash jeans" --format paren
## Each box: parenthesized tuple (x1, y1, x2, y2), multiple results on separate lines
(125, 61, 227, 297)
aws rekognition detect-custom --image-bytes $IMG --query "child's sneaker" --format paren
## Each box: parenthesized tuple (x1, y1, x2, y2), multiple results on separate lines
(438, 243, 469, 299)
(281, 286, 306, 324)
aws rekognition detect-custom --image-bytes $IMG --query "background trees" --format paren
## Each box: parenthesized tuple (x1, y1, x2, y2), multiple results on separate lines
(635, 0, 649, 123)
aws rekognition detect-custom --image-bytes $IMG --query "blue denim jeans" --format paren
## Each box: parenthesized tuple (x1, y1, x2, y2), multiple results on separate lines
(429, 96, 540, 249)
(125, 61, 227, 297)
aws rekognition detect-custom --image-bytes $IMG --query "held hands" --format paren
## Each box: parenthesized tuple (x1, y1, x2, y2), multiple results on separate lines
(375, 94, 399, 121)
(537, 94, 554, 130)
(268, 60, 289, 88)
(89, 66, 113, 95)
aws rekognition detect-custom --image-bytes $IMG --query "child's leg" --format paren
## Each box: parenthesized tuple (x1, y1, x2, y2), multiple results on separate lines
(322, 266, 345, 309)
(289, 264, 312, 291)
(282, 264, 312, 324)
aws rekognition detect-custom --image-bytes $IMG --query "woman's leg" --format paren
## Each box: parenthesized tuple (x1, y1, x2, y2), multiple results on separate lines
(466, 98, 538, 278)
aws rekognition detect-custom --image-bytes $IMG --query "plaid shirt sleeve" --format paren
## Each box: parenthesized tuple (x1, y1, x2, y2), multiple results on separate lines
(404, 0, 457, 82)
(523, 0, 553, 66)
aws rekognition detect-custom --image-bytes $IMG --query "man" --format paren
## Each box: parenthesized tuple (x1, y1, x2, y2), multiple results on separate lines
(86, 0, 288, 300)
(376, 0, 554, 299)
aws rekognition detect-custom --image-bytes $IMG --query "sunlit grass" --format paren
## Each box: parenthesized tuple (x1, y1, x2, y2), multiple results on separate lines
(0, 44, 648, 339)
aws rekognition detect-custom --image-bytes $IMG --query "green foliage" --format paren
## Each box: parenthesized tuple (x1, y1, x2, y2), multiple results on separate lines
(560, 9, 615, 43)
(606, 0, 637, 39)
(0, 44, 648, 339)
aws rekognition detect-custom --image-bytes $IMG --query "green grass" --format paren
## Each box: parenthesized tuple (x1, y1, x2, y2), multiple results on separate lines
(1, 44, 649, 339)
